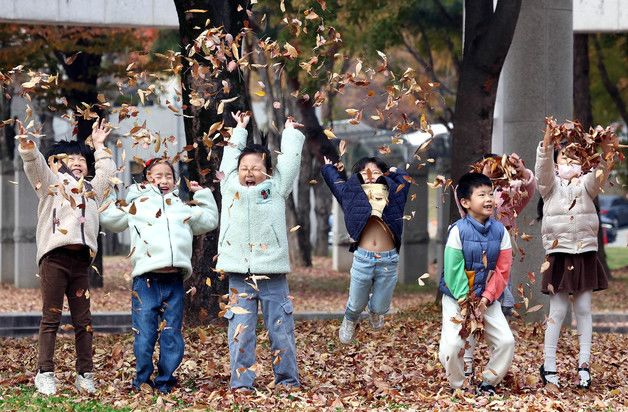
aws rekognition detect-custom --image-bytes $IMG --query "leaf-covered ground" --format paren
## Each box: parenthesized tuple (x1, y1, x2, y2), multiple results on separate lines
(0, 305, 627, 411)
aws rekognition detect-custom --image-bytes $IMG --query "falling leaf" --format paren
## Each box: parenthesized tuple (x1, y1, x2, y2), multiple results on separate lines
(540, 260, 550, 273)
(323, 129, 336, 139)
(230, 306, 251, 315)
(129, 202, 137, 215)
(339, 140, 347, 157)
(526, 304, 544, 313)
(550, 239, 559, 249)
(290, 225, 301, 232)
(417, 273, 429, 286)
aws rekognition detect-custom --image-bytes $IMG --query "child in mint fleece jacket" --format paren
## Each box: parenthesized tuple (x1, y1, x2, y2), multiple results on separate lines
(438, 173, 515, 395)
(100, 159, 218, 393)
(217, 112, 305, 390)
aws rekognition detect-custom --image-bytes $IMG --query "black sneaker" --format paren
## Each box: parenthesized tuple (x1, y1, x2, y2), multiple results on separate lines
(539, 365, 559, 387)
(476, 382, 496, 396)
(576, 367, 591, 389)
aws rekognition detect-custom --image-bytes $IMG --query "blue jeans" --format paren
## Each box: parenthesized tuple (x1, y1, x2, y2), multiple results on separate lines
(345, 247, 399, 322)
(131, 273, 184, 393)
(225, 273, 299, 389)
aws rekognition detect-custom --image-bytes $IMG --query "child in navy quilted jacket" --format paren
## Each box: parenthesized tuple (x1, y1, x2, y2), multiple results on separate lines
(321, 156, 410, 343)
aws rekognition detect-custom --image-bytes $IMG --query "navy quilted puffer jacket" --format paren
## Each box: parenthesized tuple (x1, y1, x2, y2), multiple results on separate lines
(321, 164, 410, 252)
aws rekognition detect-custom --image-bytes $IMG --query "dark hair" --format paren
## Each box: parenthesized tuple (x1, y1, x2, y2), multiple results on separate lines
(456, 172, 493, 210)
(237, 144, 273, 174)
(143, 158, 176, 181)
(475, 153, 500, 163)
(46, 140, 96, 178)
(351, 156, 389, 175)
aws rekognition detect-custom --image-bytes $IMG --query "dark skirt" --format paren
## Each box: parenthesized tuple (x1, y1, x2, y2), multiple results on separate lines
(541, 251, 608, 295)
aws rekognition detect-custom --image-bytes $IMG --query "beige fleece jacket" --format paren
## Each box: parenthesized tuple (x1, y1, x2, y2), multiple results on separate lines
(18, 143, 116, 264)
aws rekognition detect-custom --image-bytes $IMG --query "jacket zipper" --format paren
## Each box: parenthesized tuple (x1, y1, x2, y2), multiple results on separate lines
(271, 225, 280, 247)
(162, 195, 174, 266)
(247, 188, 251, 272)
(80, 195, 86, 245)
(52, 208, 56, 234)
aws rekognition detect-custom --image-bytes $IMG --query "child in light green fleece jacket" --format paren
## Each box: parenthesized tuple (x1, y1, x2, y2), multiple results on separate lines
(100, 159, 218, 393)
(217, 112, 305, 390)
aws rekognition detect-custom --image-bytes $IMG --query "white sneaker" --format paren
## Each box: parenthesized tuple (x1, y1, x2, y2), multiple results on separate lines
(368, 312, 385, 330)
(35, 371, 56, 395)
(339, 317, 356, 344)
(75, 372, 96, 394)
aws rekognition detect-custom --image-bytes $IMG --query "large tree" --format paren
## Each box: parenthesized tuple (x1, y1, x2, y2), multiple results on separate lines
(173, 1, 252, 325)
(448, 0, 521, 222)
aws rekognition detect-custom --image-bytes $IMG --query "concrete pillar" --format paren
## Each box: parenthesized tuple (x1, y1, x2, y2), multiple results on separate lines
(0, 161, 15, 284)
(398, 167, 429, 284)
(496, 0, 573, 321)
(13, 162, 39, 288)
(331, 200, 353, 272)
(435, 185, 452, 281)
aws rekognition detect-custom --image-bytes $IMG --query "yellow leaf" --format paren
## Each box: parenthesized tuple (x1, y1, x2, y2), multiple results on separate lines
(230, 306, 251, 315)
(290, 225, 301, 232)
(323, 129, 336, 139)
(205, 277, 212, 288)
(255, 90, 266, 97)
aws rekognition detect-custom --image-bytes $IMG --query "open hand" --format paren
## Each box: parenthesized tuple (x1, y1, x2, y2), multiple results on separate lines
(475, 297, 489, 322)
(188, 180, 203, 193)
(285, 116, 304, 129)
(542, 123, 552, 148)
(231, 111, 251, 128)
(92, 118, 113, 150)
(323, 156, 333, 165)
(15, 120, 34, 150)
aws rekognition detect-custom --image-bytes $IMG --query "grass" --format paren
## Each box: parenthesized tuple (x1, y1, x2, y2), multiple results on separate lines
(606, 247, 628, 271)
(0, 386, 130, 412)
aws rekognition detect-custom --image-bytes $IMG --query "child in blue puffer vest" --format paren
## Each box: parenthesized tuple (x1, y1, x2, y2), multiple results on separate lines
(438, 172, 515, 395)
(217, 112, 305, 391)
(321, 155, 410, 344)
(100, 159, 218, 393)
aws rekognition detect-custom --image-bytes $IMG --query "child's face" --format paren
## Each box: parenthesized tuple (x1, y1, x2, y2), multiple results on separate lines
(460, 185, 494, 222)
(67, 154, 88, 179)
(148, 163, 175, 194)
(238, 153, 268, 186)
(556, 150, 581, 166)
(359, 162, 384, 183)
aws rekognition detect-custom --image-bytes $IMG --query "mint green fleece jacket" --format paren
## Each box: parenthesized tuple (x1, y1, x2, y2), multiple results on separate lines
(216, 126, 305, 275)
(100, 184, 218, 278)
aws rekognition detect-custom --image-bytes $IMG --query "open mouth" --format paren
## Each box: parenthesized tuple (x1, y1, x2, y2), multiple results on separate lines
(71, 169, 83, 175)
(159, 186, 169, 193)
(245, 179, 256, 187)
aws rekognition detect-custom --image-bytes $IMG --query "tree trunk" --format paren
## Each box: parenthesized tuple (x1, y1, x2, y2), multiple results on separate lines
(575, 33, 613, 279)
(449, 0, 522, 223)
(592, 35, 628, 126)
(174, 0, 251, 325)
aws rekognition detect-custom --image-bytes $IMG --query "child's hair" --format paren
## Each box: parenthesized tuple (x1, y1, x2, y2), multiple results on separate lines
(455, 172, 493, 210)
(237, 144, 273, 174)
(351, 156, 389, 175)
(143, 158, 176, 181)
(46, 140, 96, 177)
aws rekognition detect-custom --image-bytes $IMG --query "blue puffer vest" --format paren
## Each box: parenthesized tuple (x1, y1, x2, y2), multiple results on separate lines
(439, 216, 505, 299)
(320, 165, 410, 252)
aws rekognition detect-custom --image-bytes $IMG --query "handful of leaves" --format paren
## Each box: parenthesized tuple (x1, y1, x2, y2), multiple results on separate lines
(544, 117, 624, 174)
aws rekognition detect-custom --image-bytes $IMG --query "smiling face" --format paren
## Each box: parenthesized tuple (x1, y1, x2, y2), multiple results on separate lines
(238, 153, 268, 186)
(66, 154, 88, 179)
(359, 162, 384, 183)
(147, 162, 176, 194)
(460, 184, 495, 223)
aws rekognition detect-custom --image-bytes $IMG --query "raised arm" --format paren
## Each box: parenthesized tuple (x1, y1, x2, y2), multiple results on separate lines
(535, 126, 556, 199)
(443, 225, 469, 300)
(320, 159, 347, 204)
(387, 167, 411, 198)
(88, 119, 117, 203)
(16, 120, 57, 196)
(274, 119, 306, 198)
(186, 183, 219, 235)
(219, 112, 250, 183)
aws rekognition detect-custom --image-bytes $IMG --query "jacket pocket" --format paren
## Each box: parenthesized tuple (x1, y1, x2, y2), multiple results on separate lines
(281, 299, 294, 315)
(271, 225, 281, 247)
(220, 224, 231, 247)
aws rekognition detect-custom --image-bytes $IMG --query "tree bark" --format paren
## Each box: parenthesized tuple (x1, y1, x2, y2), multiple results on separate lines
(174, 0, 251, 325)
(575, 33, 613, 279)
(449, 0, 522, 223)
(592, 35, 628, 126)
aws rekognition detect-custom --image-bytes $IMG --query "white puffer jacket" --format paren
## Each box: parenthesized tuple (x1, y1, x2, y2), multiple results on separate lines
(535, 142, 609, 254)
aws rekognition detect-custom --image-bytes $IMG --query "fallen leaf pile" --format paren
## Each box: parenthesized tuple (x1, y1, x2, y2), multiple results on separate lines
(0, 304, 626, 410)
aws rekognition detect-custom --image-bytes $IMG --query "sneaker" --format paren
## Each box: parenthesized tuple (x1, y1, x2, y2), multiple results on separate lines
(75, 372, 96, 394)
(35, 371, 56, 395)
(368, 312, 385, 330)
(339, 317, 356, 344)
(476, 381, 496, 396)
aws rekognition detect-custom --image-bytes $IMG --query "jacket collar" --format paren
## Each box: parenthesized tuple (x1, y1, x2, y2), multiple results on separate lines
(464, 214, 493, 235)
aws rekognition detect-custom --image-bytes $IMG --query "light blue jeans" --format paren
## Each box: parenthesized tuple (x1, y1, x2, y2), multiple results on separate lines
(345, 247, 399, 321)
(225, 273, 299, 390)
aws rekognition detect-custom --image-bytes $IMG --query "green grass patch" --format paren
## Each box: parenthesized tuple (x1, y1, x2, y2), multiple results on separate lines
(606, 247, 628, 271)
(0, 386, 130, 412)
